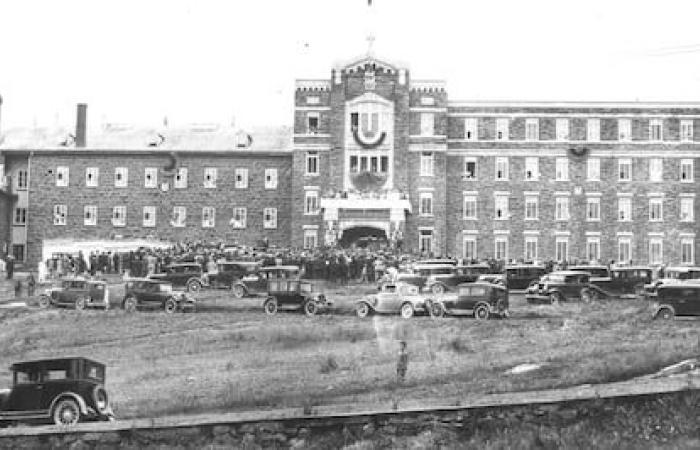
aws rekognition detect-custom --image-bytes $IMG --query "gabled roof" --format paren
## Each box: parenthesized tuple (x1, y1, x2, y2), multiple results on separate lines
(334, 54, 407, 72)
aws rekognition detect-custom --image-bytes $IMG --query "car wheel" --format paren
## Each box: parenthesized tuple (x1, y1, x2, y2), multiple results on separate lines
(549, 293, 562, 305)
(655, 307, 674, 320)
(123, 296, 137, 313)
(356, 302, 371, 318)
(38, 295, 51, 309)
(186, 280, 202, 293)
(474, 304, 490, 320)
(428, 301, 445, 318)
(400, 303, 414, 319)
(264, 297, 278, 316)
(431, 284, 445, 295)
(232, 285, 246, 299)
(164, 298, 178, 314)
(75, 297, 87, 311)
(303, 301, 317, 317)
(53, 398, 80, 426)
(580, 288, 593, 304)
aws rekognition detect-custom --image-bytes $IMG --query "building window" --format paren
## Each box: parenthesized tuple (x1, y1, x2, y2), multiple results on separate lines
(681, 238, 695, 265)
(525, 236, 538, 261)
(464, 118, 478, 140)
(114, 167, 128, 188)
(303, 229, 318, 249)
(495, 195, 509, 220)
(265, 168, 278, 189)
(112, 206, 126, 227)
(681, 120, 694, 142)
(618, 158, 632, 181)
(419, 229, 434, 254)
(231, 207, 247, 228)
(495, 157, 509, 180)
(587, 237, 600, 262)
(555, 158, 569, 181)
(420, 96, 435, 106)
(587, 158, 600, 181)
(556, 118, 569, 141)
(15, 170, 28, 189)
(649, 158, 663, 182)
(85, 167, 99, 187)
(305, 152, 319, 176)
(174, 167, 188, 188)
(618, 237, 632, 264)
(649, 197, 663, 222)
(143, 206, 156, 227)
(463, 236, 477, 261)
(12, 244, 25, 262)
(307, 112, 319, 134)
(496, 118, 509, 141)
(202, 207, 216, 228)
(463, 195, 477, 219)
(649, 238, 663, 265)
(525, 118, 538, 141)
(649, 119, 663, 141)
(586, 197, 601, 221)
(618, 197, 632, 221)
(12, 207, 26, 226)
(420, 113, 435, 136)
(524, 157, 538, 181)
(618, 119, 631, 141)
(306, 96, 320, 105)
(419, 192, 433, 216)
(420, 152, 434, 176)
(145, 168, 158, 188)
(171, 206, 186, 227)
(494, 236, 508, 260)
(681, 197, 695, 222)
(234, 168, 248, 189)
(680, 159, 694, 182)
(304, 190, 319, 215)
(83, 205, 96, 226)
(555, 237, 569, 262)
(525, 195, 538, 220)
(56, 167, 69, 187)
(463, 157, 477, 179)
(53, 205, 67, 225)
(263, 208, 277, 229)
(203, 168, 217, 188)
(587, 118, 600, 141)
(555, 197, 570, 221)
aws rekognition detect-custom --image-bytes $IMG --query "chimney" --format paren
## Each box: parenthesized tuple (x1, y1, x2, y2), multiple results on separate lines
(75, 103, 87, 147)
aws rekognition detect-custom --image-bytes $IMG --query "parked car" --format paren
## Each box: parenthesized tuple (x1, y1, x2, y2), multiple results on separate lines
(526, 271, 594, 304)
(652, 282, 700, 319)
(149, 263, 204, 292)
(0, 357, 114, 426)
(38, 278, 110, 310)
(423, 264, 492, 294)
(356, 282, 429, 319)
(232, 265, 301, 299)
(122, 279, 196, 313)
(644, 266, 700, 298)
(396, 264, 456, 292)
(588, 266, 653, 299)
(262, 278, 331, 316)
(203, 261, 261, 290)
(505, 264, 547, 290)
(427, 282, 509, 320)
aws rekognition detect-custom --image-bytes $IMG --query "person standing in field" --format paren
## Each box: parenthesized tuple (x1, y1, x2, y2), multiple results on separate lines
(396, 340, 409, 384)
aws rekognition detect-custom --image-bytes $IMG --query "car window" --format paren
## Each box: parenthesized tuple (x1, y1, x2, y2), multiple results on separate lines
(45, 369, 68, 381)
(471, 286, 487, 296)
(15, 370, 40, 384)
(86, 364, 105, 382)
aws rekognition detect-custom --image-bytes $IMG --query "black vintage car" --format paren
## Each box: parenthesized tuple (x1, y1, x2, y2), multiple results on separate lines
(653, 282, 700, 319)
(149, 263, 204, 292)
(505, 264, 547, 290)
(204, 261, 261, 291)
(122, 279, 196, 313)
(588, 266, 653, 299)
(263, 278, 332, 316)
(38, 278, 110, 310)
(427, 282, 509, 320)
(526, 271, 594, 304)
(232, 265, 300, 299)
(0, 357, 114, 426)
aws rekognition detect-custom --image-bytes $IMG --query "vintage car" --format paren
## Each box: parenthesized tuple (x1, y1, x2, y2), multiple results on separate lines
(203, 261, 261, 290)
(38, 278, 110, 311)
(122, 279, 196, 313)
(149, 263, 204, 292)
(0, 357, 114, 426)
(644, 266, 700, 298)
(525, 270, 594, 304)
(505, 264, 547, 290)
(356, 282, 429, 319)
(568, 265, 611, 279)
(262, 278, 331, 316)
(232, 265, 300, 299)
(652, 282, 700, 319)
(423, 264, 493, 294)
(426, 282, 509, 320)
(588, 266, 653, 299)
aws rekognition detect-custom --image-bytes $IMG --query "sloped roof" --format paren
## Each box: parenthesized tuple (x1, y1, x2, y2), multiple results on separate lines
(0, 124, 293, 152)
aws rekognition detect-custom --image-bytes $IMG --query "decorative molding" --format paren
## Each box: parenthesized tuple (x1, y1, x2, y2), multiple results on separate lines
(295, 80, 330, 91)
(585, 231, 601, 236)
(617, 231, 634, 236)
(302, 224, 319, 230)
(523, 230, 541, 235)
(295, 106, 331, 111)
(616, 192, 634, 197)
(462, 230, 479, 235)
(553, 231, 571, 236)
(646, 192, 665, 197)
(410, 80, 446, 92)
(493, 229, 510, 235)
(410, 107, 447, 113)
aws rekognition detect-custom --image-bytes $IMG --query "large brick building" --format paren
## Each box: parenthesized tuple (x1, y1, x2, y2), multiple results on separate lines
(2, 54, 700, 275)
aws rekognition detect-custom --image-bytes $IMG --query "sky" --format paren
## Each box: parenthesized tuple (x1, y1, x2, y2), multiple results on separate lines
(2, 0, 700, 130)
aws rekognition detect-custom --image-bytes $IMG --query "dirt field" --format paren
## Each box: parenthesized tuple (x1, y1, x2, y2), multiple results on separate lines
(0, 284, 698, 420)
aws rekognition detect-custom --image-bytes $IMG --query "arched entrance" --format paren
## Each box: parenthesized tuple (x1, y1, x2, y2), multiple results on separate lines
(339, 226, 387, 249)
